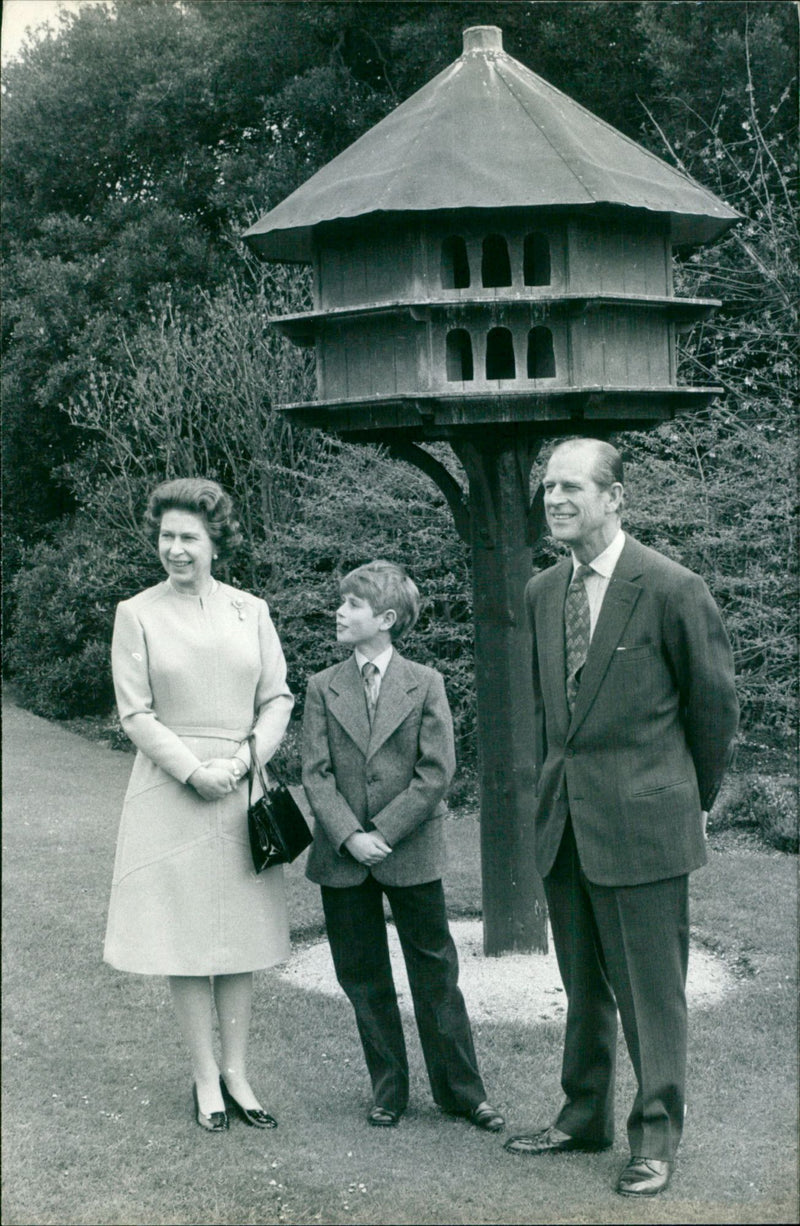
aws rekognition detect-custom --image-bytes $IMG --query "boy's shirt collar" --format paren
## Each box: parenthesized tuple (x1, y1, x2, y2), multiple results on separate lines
(354, 644, 394, 679)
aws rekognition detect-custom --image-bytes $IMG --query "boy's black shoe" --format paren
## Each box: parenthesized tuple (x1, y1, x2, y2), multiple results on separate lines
(368, 1106, 401, 1127)
(469, 1102, 505, 1131)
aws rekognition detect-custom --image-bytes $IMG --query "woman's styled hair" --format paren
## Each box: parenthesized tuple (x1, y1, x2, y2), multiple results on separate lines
(144, 478, 242, 560)
(339, 559, 421, 640)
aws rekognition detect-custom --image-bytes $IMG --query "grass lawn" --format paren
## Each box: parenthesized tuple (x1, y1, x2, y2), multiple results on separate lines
(2, 702, 797, 1225)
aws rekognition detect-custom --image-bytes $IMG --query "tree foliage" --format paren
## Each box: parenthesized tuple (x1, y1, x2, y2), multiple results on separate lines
(60, 267, 318, 579)
(617, 1, 798, 748)
(3, 1, 797, 768)
(9, 267, 476, 753)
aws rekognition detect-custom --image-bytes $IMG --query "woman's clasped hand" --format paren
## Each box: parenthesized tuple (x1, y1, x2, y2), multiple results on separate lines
(188, 759, 246, 800)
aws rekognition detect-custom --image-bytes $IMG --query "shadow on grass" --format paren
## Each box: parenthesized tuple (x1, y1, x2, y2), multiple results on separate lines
(2, 702, 797, 1225)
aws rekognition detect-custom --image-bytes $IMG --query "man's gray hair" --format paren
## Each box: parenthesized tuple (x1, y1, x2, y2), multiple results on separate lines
(550, 438, 624, 489)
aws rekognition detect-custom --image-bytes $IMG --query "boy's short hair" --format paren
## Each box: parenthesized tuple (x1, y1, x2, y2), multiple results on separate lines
(340, 560, 421, 640)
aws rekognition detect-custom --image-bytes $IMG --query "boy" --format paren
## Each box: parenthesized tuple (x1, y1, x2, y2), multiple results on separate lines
(302, 560, 503, 1131)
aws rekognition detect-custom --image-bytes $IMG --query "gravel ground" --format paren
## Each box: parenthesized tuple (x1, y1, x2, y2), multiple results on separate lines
(278, 918, 732, 1023)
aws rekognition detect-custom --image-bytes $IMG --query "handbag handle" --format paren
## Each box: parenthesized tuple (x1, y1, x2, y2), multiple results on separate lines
(247, 733, 273, 807)
(247, 734, 295, 799)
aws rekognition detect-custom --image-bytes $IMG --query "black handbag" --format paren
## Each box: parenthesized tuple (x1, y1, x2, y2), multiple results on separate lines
(246, 737, 312, 873)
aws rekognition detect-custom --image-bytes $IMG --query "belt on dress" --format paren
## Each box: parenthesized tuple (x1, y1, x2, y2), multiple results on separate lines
(167, 725, 251, 741)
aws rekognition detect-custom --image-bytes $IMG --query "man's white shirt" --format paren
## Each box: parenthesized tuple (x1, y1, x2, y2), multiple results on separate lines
(571, 528, 626, 639)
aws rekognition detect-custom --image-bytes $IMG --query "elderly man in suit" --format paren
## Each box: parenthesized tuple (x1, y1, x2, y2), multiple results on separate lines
(504, 439, 738, 1197)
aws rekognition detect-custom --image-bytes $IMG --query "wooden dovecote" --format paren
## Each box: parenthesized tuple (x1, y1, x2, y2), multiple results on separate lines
(244, 25, 738, 442)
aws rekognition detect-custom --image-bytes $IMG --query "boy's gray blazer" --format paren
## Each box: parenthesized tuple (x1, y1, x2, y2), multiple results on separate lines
(302, 652, 456, 888)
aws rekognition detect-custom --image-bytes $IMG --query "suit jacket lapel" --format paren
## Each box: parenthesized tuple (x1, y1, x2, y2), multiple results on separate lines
(567, 536, 644, 739)
(367, 653, 417, 760)
(328, 656, 371, 754)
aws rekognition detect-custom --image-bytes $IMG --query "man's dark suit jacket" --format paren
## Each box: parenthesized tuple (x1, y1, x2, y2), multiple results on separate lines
(525, 533, 739, 887)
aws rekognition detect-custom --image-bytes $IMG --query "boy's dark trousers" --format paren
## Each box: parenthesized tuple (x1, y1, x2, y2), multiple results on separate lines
(321, 876, 486, 1115)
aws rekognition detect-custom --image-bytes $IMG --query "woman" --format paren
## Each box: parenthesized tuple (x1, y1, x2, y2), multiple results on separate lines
(104, 478, 294, 1132)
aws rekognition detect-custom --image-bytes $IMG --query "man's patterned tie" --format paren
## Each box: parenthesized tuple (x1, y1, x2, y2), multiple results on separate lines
(362, 660, 380, 724)
(564, 564, 593, 712)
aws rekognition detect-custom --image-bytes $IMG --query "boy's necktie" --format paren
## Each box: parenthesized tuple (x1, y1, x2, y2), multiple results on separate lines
(362, 661, 379, 724)
(564, 563, 593, 712)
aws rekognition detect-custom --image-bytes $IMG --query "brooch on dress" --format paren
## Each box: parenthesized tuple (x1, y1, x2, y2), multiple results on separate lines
(231, 597, 246, 621)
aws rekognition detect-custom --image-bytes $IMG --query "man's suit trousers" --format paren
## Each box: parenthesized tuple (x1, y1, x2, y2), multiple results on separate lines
(545, 819, 689, 1161)
(321, 877, 486, 1116)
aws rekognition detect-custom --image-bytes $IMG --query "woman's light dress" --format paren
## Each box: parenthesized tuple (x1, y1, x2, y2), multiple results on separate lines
(104, 579, 294, 976)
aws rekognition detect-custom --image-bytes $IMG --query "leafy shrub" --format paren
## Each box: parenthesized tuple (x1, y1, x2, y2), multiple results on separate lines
(60, 710, 131, 754)
(5, 438, 478, 766)
(711, 773, 799, 853)
(259, 441, 476, 760)
(619, 421, 797, 743)
(617, 40, 798, 747)
(7, 521, 158, 719)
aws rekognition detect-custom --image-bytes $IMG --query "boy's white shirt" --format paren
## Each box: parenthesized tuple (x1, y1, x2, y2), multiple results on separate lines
(354, 644, 394, 698)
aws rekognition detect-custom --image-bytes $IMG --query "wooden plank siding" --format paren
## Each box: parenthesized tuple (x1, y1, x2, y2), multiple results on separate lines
(566, 218, 669, 296)
(305, 211, 706, 417)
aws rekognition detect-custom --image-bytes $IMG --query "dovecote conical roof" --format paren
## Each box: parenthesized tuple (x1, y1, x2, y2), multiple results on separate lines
(244, 25, 738, 261)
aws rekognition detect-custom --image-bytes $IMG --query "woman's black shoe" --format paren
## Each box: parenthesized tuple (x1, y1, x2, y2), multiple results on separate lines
(192, 1084, 229, 1132)
(220, 1076, 278, 1129)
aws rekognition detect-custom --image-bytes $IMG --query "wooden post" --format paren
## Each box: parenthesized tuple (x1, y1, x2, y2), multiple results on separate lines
(391, 434, 549, 955)
(451, 433, 548, 954)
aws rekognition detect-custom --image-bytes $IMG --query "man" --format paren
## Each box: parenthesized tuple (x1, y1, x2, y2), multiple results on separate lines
(504, 438, 738, 1197)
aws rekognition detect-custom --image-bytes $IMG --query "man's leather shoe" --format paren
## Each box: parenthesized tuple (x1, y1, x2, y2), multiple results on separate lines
(468, 1101, 505, 1132)
(616, 1156, 672, 1196)
(367, 1106, 401, 1127)
(504, 1124, 610, 1155)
